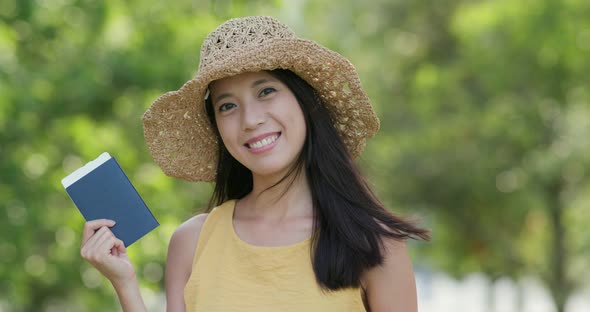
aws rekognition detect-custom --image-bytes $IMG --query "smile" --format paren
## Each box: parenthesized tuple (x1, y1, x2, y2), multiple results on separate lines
(245, 133, 281, 149)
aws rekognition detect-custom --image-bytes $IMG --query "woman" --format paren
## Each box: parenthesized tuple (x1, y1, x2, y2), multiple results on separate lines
(80, 16, 429, 311)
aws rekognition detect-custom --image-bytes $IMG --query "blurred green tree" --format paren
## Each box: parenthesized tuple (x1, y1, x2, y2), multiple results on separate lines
(0, 0, 284, 310)
(303, 0, 590, 311)
(1, 0, 589, 311)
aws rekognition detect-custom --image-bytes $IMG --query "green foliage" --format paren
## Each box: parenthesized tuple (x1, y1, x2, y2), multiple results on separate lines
(303, 0, 590, 310)
(0, 0, 281, 311)
(1, 0, 589, 311)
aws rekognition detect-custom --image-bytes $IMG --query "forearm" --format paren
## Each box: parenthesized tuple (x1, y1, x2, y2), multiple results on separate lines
(112, 277, 147, 312)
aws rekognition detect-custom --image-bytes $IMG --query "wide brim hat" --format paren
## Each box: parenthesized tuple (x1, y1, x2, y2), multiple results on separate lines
(142, 16, 379, 182)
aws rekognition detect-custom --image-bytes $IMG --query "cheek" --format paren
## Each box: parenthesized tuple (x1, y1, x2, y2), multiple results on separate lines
(284, 110, 307, 150)
(288, 105, 306, 135)
(295, 116, 307, 143)
(216, 120, 238, 151)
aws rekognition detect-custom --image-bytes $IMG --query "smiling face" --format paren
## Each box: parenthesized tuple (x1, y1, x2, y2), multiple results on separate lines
(209, 71, 307, 180)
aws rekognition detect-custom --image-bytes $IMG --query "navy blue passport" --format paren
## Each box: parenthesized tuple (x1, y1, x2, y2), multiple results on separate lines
(62, 152, 159, 247)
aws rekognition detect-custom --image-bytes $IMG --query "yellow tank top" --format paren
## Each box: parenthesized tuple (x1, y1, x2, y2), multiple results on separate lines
(184, 200, 366, 311)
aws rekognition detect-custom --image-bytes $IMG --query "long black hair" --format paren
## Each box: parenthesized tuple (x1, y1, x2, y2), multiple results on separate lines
(205, 69, 430, 290)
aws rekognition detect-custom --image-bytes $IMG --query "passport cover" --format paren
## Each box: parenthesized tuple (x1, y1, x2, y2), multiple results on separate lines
(62, 152, 159, 247)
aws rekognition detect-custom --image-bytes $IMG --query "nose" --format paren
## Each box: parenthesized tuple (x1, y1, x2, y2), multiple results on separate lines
(241, 99, 266, 130)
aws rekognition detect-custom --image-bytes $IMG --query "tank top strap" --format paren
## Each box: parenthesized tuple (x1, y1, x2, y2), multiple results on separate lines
(191, 199, 236, 267)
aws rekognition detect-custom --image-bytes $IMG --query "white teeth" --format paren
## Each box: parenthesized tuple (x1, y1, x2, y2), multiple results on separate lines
(248, 134, 278, 149)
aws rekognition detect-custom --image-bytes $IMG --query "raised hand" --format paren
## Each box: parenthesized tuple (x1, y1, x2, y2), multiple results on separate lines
(80, 219, 135, 286)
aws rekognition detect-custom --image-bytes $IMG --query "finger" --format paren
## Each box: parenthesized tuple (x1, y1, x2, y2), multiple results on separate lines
(108, 237, 126, 257)
(82, 219, 116, 246)
(97, 235, 120, 259)
(113, 238, 126, 255)
(82, 219, 116, 245)
(84, 226, 111, 251)
(81, 226, 115, 261)
(86, 229, 117, 263)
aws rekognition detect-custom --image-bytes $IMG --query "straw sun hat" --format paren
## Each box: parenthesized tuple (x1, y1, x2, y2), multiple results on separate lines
(142, 16, 379, 182)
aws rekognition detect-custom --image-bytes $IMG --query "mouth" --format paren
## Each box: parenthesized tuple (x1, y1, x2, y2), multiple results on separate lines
(245, 132, 281, 149)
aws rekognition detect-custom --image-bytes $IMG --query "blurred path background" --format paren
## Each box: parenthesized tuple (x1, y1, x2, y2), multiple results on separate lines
(1, 0, 588, 311)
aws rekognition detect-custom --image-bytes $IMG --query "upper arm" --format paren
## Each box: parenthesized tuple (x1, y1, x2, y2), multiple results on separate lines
(165, 213, 208, 312)
(362, 239, 417, 312)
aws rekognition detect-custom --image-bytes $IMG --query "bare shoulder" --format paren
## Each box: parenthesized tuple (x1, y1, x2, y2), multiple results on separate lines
(167, 213, 209, 268)
(172, 213, 209, 244)
(362, 238, 417, 312)
(165, 213, 209, 311)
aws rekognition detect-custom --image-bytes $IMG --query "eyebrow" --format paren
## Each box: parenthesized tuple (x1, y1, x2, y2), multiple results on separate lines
(213, 78, 277, 104)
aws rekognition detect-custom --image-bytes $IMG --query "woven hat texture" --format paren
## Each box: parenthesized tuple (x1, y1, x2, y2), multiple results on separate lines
(142, 16, 380, 182)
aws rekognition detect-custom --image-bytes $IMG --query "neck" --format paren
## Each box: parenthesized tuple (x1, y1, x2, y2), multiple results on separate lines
(239, 167, 312, 220)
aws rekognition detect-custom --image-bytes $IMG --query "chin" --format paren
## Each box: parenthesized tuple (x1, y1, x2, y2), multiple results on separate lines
(250, 166, 290, 178)
(248, 160, 299, 179)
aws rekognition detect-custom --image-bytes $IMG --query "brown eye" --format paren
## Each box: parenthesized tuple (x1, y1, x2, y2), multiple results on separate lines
(218, 103, 236, 112)
(259, 87, 276, 97)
